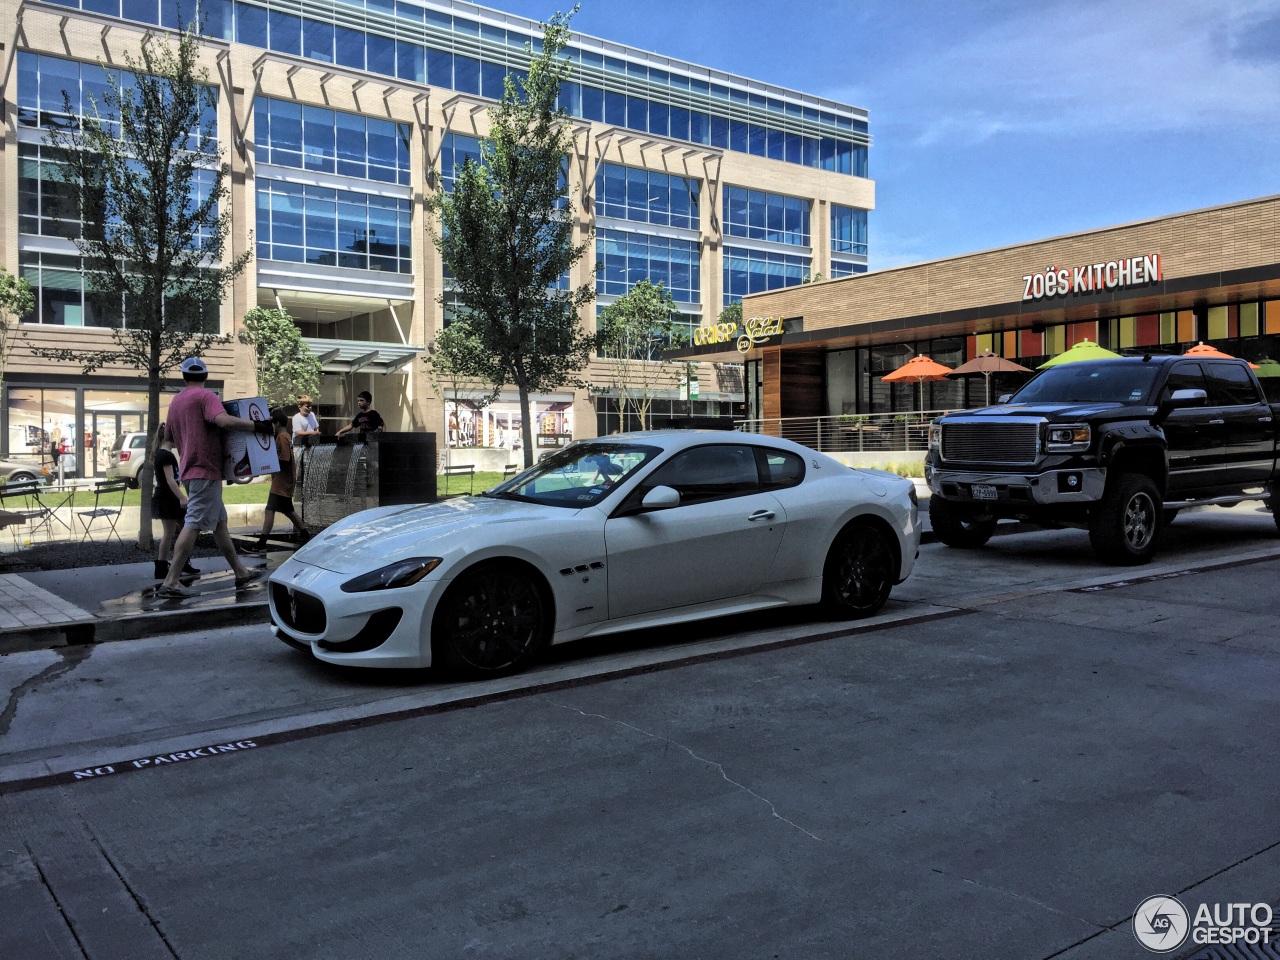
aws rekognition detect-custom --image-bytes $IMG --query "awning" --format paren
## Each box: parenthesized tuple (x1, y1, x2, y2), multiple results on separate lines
(302, 338, 423, 375)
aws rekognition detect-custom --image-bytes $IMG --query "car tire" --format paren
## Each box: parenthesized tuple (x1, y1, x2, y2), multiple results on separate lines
(127, 477, 139, 489)
(7, 471, 37, 484)
(928, 495, 997, 548)
(821, 521, 896, 619)
(1089, 473, 1161, 565)
(432, 562, 550, 677)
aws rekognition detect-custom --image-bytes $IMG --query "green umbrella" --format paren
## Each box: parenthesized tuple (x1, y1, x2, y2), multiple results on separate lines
(1038, 339, 1122, 369)
(1251, 358, 1280, 379)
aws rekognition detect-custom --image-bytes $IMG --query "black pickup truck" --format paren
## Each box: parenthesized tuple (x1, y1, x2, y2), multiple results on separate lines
(924, 354, 1280, 564)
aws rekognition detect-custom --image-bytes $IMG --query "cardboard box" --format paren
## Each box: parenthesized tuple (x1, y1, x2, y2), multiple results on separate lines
(222, 397, 280, 482)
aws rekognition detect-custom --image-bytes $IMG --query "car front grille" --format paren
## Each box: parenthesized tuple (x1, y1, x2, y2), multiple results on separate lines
(941, 423, 1040, 464)
(271, 582, 327, 634)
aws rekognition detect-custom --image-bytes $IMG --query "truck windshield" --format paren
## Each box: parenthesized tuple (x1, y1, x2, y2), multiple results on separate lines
(1010, 361, 1160, 404)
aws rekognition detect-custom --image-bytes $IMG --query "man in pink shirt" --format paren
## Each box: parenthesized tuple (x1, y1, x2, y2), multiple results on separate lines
(158, 356, 276, 599)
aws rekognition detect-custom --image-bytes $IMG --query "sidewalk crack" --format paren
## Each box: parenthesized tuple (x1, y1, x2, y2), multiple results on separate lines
(545, 697, 822, 842)
(0, 645, 93, 738)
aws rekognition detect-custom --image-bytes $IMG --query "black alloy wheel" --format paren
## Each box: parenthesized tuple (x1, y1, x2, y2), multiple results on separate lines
(822, 522, 895, 618)
(1089, 473, 1161, 565)
(433, 563, 549, 677)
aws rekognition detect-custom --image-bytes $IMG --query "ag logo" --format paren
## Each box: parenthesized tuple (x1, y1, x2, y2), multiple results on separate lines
(1133, 895, 1190, 952)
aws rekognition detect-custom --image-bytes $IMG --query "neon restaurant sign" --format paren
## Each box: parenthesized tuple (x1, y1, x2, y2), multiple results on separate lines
(692, 315, 786, 353)
(1022, 253, 1162, 302)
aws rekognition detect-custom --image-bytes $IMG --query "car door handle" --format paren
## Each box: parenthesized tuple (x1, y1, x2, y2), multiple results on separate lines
(747, 509, 776, 522)
(1260, 416, 1273, 423)
(1207, 419, 1225, 425)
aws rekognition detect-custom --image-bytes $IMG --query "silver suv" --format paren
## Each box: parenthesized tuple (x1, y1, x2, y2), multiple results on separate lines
(106, 432, 148, 487)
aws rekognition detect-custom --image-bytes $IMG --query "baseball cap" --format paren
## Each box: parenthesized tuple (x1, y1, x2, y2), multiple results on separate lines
(180, 357, 207, 375)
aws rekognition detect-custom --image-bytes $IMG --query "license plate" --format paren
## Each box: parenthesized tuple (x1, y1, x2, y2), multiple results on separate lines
(971, 483, 998, 501)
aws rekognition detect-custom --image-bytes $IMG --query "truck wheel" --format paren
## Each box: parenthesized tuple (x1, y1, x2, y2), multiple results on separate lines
(1089, 473, 1161, 565)
(1270, 485, 1280, 534)
(929, 495, 997, 548)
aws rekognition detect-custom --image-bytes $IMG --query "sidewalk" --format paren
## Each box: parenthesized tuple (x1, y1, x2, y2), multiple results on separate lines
(0, 542, 288, 653)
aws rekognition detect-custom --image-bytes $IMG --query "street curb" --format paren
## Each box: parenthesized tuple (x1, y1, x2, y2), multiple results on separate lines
(93, 600, 270, 643)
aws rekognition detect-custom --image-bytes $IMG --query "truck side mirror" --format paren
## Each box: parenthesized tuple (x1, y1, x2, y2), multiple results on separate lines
(996, 393, 1012, 404)
(1153, 387, 1207, 425)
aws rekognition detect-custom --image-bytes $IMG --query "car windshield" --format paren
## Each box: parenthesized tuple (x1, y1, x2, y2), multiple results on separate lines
(482, 442, 661, 508)
(1010, 360, 1160, 405)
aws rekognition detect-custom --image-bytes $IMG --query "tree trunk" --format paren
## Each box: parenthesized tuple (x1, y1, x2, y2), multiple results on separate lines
(138, 333, 161, 551)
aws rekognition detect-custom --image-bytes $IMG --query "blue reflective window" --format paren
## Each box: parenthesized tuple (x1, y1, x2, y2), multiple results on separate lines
(605, 91, 626, 126)
(122, 0, 157, 24)
(427, 48, 452, 87)
(722, 245, 808, 305)
(669, 106, 690, 142)
(162, 0, 199, 30)
(425, 8, 451, 28)
(595, 228, 700, 303)
(337, 111, 366, 178)
(235, 2, 267, 46)
(581, 85, 603, 121)
(480, 62, 506, 99)
(594, 162, 700, 231)
(748, 125, 767, 157)
(729, 120, 747, 153)
(454, 55, 480, 94)
(395, 0, 424, 21)
(269, 11, 300, 56)
(440, 133, 482, 189)
(710, 115, 728, 149)
(303, 18, 332, 62)
(396, 41, 424, 83)
(648, 101, 669, 138)
(785, 133, 802, 165)
(366, 33, 394, 76)
(84, 0, 118, 12)
(831, 205, 867, 256)
(259, 181, 411, 273)
(723, 186, 809, 246)
(626, 96, 647, 132)
(558, 81, 581, 116)
(302, 104, 335, 173)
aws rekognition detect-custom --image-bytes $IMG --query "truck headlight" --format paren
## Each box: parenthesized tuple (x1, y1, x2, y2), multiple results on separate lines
(1043, 424, 1091, 453)
(928, 421, 942, 451)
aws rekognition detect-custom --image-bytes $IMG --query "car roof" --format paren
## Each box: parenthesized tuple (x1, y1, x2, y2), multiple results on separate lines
(587, 429, 806, 455)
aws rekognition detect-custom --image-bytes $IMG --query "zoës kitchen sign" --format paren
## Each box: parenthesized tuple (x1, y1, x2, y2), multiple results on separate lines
(1022, 254, 1161, 302)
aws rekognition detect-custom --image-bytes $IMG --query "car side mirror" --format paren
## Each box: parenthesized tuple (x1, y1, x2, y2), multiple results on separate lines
(641, 485, 681, 511)
(1153, 387, 1207, 426)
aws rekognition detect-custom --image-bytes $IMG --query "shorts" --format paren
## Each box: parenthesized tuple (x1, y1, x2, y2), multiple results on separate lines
(265, 492, 295, 513)
(184, 478, 228, 532)
(151, 497, 186, 522)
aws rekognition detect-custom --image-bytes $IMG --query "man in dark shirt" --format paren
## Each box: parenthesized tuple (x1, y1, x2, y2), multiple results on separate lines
(336, 390, 385, 435)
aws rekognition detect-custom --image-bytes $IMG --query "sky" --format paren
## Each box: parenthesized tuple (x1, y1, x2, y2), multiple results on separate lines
(490, 0, 1280, 270)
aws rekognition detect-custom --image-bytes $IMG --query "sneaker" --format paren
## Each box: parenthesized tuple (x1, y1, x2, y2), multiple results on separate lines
(234, 568, 268, 589)
(154, 560, 169, 580)
(239, 544, 266, 557)
(181, 561, 200, 576)
(156, 583, 195, 599)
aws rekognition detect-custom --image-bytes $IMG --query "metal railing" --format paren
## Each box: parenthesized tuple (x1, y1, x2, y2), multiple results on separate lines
(736, 410, 958, 455)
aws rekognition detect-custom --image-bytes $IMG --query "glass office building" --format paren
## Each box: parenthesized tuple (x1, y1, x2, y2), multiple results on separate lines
(1, 0, 873, 468)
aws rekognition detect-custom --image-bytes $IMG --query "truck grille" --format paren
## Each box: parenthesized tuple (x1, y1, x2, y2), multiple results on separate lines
(942, 423, 1039, 464)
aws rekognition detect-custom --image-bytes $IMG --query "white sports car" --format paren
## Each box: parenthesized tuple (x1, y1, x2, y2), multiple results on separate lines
(269, 431, 921, 676)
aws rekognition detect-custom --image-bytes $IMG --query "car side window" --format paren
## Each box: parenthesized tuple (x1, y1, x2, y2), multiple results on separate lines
(131, 435, 147, 448)
(1204, 361, 1261, 406)
(642, 444, 761, 507)
(1163, 362, 1207, 402)
(758, 449, 805, 490)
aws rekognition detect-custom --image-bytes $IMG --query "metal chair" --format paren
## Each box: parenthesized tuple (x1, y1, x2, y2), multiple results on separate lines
(0, 481, 49, 546)
(77, 479, 130, 544)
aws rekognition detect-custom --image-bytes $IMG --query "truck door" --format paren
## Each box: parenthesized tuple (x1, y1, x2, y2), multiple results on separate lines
(1160, 361, 1220, 496)
(1204, 360, 1275, 487)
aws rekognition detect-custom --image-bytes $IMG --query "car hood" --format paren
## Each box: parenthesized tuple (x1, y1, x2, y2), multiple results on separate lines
(295, 495, 569, 574)
(960, 401, 1147, 421)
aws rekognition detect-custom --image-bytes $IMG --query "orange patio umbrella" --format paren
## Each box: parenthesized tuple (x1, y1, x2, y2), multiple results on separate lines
(881, 355, 954, 412)
(1183, 342, 1259, 368)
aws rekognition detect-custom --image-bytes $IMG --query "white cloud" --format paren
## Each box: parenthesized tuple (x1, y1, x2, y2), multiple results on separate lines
(830, 0, 1280, 146)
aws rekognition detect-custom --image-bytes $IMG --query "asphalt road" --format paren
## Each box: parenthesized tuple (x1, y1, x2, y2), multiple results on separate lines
(2, 503, 1280, 960)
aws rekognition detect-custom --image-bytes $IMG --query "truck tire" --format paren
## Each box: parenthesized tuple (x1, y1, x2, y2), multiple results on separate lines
(929, 495, 997, 548)
(1270, 485, 1280, 534)
(1089, 473, 1161, 565)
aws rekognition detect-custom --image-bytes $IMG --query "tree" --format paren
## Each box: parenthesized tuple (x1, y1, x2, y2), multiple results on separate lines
(423, 319, 493, 456)
(0, 267, 35, 405)
(596, 280, 686, 430)
(426, 9, 596, 467)
(238, 307, 322, 408)
(719, 301, 743, 325)
(33, 23, 250, 547)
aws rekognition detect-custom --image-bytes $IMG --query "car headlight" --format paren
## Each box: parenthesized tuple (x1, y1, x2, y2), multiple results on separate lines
(341, 557, 443, 593)
(1043, 423, 1091, 453)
